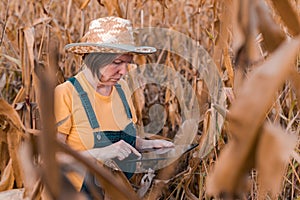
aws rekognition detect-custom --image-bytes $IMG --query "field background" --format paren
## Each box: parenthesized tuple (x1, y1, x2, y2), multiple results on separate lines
(0, 0, 300, 199)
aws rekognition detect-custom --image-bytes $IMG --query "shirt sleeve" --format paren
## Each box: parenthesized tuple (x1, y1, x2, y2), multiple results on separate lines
(54, 82, 73, 135)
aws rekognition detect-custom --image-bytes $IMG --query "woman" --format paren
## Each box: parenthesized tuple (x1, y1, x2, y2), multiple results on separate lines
(54, 16, 173, 195)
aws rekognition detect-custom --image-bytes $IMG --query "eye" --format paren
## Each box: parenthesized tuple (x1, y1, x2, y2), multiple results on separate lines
(112, 60, 133, 65)
(113, 60, 123, 65)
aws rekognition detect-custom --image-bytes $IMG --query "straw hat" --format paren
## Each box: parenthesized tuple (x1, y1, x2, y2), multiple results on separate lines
(65, 16, 156, 54)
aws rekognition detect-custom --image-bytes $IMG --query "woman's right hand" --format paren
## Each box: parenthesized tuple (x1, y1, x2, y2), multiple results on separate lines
(97, 140, 141, 161)
(57, 132, 140, 161)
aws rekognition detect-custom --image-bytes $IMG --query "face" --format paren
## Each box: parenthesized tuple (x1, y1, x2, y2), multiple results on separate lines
(99, 54, 133, 86)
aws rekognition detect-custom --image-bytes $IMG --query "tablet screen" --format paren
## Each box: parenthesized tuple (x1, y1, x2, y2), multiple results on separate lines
(126, 143, 199, 163)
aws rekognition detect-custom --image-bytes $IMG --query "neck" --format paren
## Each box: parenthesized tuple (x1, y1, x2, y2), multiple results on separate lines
(96, 84, 112, 96)
(82, 67, 113, 96)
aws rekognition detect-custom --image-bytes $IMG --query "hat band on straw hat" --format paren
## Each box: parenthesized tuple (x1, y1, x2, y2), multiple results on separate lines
(65, 43, 157, 54)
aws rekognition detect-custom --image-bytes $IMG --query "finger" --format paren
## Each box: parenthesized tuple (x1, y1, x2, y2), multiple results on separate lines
(116, 140, 130, 152)
(122, 146, 131, 155)
(119, 140, 141, 157)
(118, 149, 129, 160)
(113, 141, 131, 159)
(126, 143, 141, 157)
(153, 140, 174, 148)
(163, 141, 174, 147)
(117, 154, 125, 160)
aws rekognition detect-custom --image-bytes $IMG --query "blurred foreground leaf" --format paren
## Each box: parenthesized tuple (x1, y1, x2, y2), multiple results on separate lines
(206, 36, 300, 197)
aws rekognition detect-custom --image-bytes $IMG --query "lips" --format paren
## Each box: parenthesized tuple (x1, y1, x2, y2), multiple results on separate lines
(110, 76, 122, 81)
(110, 78, 120, 82)
(100, 76, 121, 82)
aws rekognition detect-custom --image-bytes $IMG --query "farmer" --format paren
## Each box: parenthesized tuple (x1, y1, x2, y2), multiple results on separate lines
(54, 16, 173, 197)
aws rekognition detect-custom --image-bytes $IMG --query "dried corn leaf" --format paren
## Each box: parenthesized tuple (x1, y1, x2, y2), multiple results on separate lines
(290, 70, 300, 109)
(168, 96, 181, 131)
(12, 87, 25, 106)
(132, 88, 145, 124)
(213, 0, 232, 72)
(231, 0, 247, 55)
(147, 159, 180, 200)
(223, 87, 235, 104)
(256, 123, 297, 199)
(73, 0, 91, 10)
(34, 42, 61, 198)
(195, 80, 210, 116)
(0, 54, 21, 69)
(23, 27, 35, 76)
(18, 141, 39, 199)
(101, 0, 123, 17)
(268, 0, 300, 36)
(22, 27, 35, 97)
(32, 17, 52, 27)
(0, 99, 24, 188)
(58, 173, 86, 200)
(0, 159, 14, 191)
(173, 119, 198, 145)
(0, 73, 6, 93)
(184, 176, 198, 200)
(223, 48, 234, 87)
(0, 143, 9, 175)
(256, 1, 286, 53)
(212, 103, 227, 119)
(6, 125, 23, 188)
(206, 37, 300, 196)
(233, 0, 261, 94)
(19, 28, 33, 130)
(196, 109, 212, 159)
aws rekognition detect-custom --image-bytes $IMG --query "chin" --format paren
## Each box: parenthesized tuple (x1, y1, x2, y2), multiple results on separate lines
(101, 79, 119, 86)
(109, 81, 118, 86)
(111, 79, 121, 84)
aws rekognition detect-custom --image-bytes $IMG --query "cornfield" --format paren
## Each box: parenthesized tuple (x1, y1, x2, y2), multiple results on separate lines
(0, 0, 300, 199)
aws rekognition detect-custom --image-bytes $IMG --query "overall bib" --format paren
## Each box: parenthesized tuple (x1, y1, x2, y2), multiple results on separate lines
(68, 77, 137, 197)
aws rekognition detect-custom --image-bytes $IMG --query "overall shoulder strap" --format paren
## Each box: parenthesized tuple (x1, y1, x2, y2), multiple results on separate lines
(114, 84, 132, 119)
(68, 77, 100, 129)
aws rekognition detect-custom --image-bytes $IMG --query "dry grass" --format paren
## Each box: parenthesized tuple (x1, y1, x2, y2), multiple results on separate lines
(0, 0, 299, 199)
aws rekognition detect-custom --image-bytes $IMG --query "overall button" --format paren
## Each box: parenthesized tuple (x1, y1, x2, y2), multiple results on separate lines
(96, 133, 101, 141)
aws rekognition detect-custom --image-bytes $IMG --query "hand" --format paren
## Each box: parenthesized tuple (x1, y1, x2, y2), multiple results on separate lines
(99, 140, 141, 161)
(148, 139, 174, 149)
(136, 138, 174, 150)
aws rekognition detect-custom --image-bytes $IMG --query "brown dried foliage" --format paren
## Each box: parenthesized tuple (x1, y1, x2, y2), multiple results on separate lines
(0, 0, 299, 199)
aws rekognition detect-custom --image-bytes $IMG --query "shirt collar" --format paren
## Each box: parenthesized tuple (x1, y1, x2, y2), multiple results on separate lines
(82, 65, 100, 89)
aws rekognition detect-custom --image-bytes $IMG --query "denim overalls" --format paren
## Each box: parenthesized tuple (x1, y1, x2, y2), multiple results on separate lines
(68, 77, 137, 196)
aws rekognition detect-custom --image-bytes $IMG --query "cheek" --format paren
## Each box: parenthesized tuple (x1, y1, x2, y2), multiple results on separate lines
(101, 67, 119, 78)
(109, 68, 120, 76)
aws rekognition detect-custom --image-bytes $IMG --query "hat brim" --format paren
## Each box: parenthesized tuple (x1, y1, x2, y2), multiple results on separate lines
(65, 43, 157, 55)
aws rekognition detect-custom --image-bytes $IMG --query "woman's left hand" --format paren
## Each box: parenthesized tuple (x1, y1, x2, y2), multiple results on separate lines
(136, 137, 174, 150)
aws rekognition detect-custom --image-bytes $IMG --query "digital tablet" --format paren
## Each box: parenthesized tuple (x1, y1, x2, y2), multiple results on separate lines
(125, 143, 199, 163)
